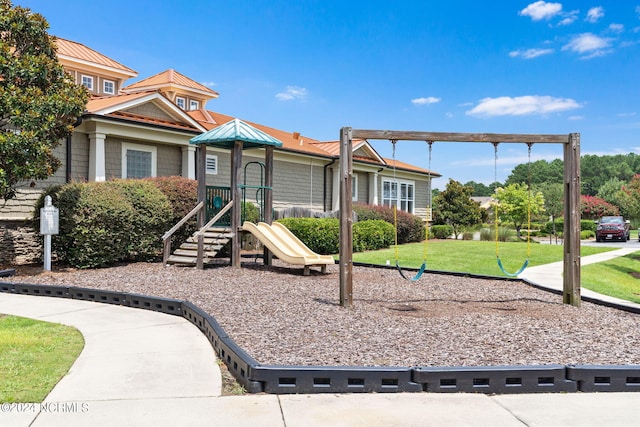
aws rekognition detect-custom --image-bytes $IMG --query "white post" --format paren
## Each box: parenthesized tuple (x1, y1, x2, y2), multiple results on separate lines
(40, 195, 59, 271)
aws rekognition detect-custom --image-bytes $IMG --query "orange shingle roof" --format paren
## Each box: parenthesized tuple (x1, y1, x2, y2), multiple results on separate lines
(55, 38, 137, 76)
(191, 110, 332, 157)
(123, 69, 218, 98)
(188, 110, 440, 176)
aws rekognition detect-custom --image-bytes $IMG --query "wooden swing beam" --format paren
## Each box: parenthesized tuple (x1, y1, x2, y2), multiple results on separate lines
(338, 128, 581, 308)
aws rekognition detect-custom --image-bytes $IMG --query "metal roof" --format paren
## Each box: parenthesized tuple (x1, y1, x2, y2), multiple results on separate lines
(190, 119, 283, 149)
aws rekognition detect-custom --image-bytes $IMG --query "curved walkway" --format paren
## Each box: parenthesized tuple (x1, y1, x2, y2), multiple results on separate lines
(519, 247, 640, 312)
(1, 250, 640, 426)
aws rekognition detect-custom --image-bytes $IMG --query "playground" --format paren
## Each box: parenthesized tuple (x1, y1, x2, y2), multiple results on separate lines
(8, 260, 640, 369)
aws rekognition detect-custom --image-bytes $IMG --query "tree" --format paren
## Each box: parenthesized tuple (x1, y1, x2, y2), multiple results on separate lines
(580, 195, 618, 220)
(0, 0, 88, 200)
(536, 182, 563, 235)
(506, 159, 563, 187)
(596, 177, 625, 207)
(433, 179, 482, 239)
(495, 183, 545, 239)
(616, 174, 640, 222)
(463, 180, 493, 196)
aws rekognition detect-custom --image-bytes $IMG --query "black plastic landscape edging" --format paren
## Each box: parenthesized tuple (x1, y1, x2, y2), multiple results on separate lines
(1, 277, 639, 394)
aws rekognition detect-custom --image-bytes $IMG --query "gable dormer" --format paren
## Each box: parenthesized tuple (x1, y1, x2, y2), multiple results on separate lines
(55, 38, 138, 97)
(121, 69, 218, 111)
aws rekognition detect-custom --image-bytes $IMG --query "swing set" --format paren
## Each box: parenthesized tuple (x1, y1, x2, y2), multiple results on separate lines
(338, 128, 582, 308)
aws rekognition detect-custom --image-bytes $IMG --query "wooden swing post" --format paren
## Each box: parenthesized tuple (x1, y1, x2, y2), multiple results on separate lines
(338, 128, 581, 308)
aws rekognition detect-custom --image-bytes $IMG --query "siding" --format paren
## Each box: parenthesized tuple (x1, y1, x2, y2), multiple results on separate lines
(203, 149, 327, 212)
(124, 103, 175, 121)
(157, 144, 182, 176)
(105, 137, 121, 179)
(71, 132, 89, 181)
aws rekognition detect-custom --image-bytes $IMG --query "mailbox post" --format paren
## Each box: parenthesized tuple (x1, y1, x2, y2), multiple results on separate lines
(40, 196, 59, 271)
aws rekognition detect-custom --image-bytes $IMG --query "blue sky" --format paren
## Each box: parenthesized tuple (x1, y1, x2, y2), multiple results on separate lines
(15, 1, 640, 189)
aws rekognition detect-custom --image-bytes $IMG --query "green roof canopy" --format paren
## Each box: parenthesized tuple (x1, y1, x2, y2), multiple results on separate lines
(190, 118, 283, 149)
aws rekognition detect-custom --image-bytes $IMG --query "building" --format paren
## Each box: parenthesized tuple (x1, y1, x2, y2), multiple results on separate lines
(0, 38, 440, 264)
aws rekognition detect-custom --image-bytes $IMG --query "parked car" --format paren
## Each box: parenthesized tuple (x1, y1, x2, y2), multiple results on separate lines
(595, 216, 631, 242)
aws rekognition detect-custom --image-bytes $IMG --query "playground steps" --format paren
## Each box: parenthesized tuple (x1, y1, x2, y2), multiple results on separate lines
(166, 227, 233, 266)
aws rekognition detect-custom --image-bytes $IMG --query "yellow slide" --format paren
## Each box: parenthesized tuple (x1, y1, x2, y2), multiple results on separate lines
(241, 221, 335, 275)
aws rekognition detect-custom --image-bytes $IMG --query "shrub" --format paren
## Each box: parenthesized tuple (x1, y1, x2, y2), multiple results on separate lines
(353, 203, 425, 244)
(462, 231, 474, 240)
(241, 201, 260, 224)
(430, 225, 453, 239)
(580, 219, 597, 232)
(496, 226, 516, 242)
(54, 182, 135, 268)
(353, 220, 395, 252)
(34, 180, 173, 268)
(276, 217, 340, 254)
(145, 176, 198, 248)
(581, 230, 595, 239)
(112, 180, 172, 261)
(581, 195, 619, 220)
(479, 228, 493, 241)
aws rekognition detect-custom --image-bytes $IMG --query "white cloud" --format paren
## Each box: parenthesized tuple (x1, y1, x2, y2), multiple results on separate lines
(585, 6, 604, 23)
(617, 112, 637, 117)
(562, 33, 613, 58)
(558, 10, 579, 26)
(411, 96, 441, 105)
(275, 86, 308, 101)
(519, 1, 562, 21)
(608, 23, 624, 33)
(466, 95, 581, 117)
(202, 81, 217, 87)
(568, 115, 584, 120)
(509, 48, 554, 58)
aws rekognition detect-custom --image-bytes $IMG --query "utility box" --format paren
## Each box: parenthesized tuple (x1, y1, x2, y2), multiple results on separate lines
(40, 196, 59, 235)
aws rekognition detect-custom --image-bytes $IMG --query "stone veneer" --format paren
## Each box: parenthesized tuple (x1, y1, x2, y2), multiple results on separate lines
(0, 220, 42, 265)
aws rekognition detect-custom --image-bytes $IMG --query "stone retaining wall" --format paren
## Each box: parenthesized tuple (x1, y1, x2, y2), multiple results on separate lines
(0, 220, 41, 265)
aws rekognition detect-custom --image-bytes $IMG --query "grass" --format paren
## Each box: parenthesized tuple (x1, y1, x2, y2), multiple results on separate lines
(352, 240, 615, 277)
(582, 252, 640, 304)
(0, 315, 84, 402)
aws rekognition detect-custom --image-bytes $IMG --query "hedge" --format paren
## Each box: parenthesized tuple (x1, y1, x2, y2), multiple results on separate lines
(353, 203, 425, 244)
(34, 180, 173, 268)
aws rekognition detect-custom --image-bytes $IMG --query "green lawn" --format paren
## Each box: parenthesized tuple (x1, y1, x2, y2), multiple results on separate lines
(0, 315, 84, 402)
(582, 252, 640, 304)
(352, 240, 615, 277)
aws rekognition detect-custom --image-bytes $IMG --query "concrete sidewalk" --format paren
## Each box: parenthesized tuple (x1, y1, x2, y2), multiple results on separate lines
(519, 247, 640, 312)
(1, 249, 640, 426)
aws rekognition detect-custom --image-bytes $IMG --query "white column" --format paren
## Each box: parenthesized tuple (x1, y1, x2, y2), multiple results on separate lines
(332, 165, 340, 210)
(88, 132, 106, 182)
(182, 146, 196, 179)
(369, 172, 379, 205)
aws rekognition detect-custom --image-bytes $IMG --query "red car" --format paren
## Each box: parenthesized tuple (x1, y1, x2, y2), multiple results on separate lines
(595, 216, 631, 242)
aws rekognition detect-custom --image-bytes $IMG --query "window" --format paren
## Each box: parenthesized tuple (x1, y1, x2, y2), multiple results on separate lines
(352, 174, 358, 201)
(382, 179, 415, 213)
(103, 80, 115, 95)
(176, 97, 186, 109)
(189, 100, 200, 111)
(206, 154, 217, 175)
(122, 143, 157, 179)
(81, 75, 93, 90)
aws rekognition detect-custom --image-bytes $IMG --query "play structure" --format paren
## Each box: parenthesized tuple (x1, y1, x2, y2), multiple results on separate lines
(338, 128, 581, 308)
(162, 118, 332, 275)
